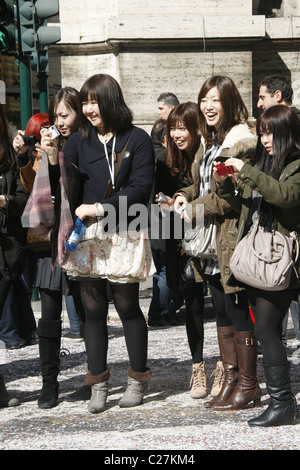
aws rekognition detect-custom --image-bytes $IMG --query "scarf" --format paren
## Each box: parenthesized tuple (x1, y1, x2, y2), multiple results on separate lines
(198, 143, 221, 276)
(22, 152, 79, 265)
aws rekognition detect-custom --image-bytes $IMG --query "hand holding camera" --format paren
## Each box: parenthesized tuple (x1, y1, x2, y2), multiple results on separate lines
(215, 162, 235, 175)
(213, 157, 245, 185)
(13, 130, 33, 156)
(40, 125, 61, 165)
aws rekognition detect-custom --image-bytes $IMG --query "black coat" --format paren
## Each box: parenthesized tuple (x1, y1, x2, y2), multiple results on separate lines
(0, 162, 28, 280)
(64, 125, 155, 229)
(154, 159, 193, 304)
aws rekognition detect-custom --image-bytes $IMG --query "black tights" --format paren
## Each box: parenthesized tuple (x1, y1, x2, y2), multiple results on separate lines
(183, 282, 205, 363)
(208, 274, 254, 332)
(246, 287, 295, 365)
(79, 279, 148, 376)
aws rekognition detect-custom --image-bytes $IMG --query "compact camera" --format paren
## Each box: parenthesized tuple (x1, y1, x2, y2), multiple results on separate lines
(48, 125, 60, 140)
(215, 162, 235, 175)
(22, 135, 37, 146)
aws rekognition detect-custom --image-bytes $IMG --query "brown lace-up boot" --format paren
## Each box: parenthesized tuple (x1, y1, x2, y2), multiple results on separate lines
(205, 326, 237, 408)
(190, 362, 208, 399)
(210, 361, 225, 397)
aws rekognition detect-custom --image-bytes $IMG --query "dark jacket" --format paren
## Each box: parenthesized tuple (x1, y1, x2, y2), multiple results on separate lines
(216, 152, 300, 290)
(0, 162, 28, 280)
(64, 126, 155, 223)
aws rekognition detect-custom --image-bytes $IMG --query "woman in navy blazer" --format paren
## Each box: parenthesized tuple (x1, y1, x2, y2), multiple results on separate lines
(62, 74, 155, 413)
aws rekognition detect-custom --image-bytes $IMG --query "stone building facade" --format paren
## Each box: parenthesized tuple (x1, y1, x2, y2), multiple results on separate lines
(4, 0, 300, 130)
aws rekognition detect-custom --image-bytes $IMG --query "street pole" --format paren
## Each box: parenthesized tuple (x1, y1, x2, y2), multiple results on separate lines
(39, 71, 48, 113)
(19, 56, 32, 128)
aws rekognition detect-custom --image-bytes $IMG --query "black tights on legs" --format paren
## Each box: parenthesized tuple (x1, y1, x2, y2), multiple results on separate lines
(79, 279, 148, 376)
(183, 282, 205, 363)
(246, 288, 295, 365)
(208, 274, 254, 331)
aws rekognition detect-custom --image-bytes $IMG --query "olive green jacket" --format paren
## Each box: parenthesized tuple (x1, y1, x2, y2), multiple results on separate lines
(216, 157, 300, 290)
(177, 123, 257, 293)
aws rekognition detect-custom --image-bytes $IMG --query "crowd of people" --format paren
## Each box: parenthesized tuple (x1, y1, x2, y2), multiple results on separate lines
(0, 73, 299, 428)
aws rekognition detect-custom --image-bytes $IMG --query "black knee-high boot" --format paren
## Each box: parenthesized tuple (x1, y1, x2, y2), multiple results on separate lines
(37, 319, 62, 409)
(248, 362, 298, 427)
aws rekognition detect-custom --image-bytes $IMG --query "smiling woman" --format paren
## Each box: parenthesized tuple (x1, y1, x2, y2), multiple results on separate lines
(170, 122, 193, 151)
(173, 76, 259, 414)
(155, 101, 216, 399)
(165, 101, 200, 179)
(61, 73, 155, 414)
(200, 86, 225, 130)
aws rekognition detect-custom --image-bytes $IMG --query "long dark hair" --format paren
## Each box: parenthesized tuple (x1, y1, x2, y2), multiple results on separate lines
(254, 105, 300, 179)
(198, 75, 248, 146)
(48, 87, 80, 125)
(165, 101, 201, 178)
(0, 104, 13, 172)
(79, 74, 133, 138)
(48, 87, 80, 149)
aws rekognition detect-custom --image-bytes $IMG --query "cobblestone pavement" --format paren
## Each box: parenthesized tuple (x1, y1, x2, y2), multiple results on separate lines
(0, 283, 300, 452)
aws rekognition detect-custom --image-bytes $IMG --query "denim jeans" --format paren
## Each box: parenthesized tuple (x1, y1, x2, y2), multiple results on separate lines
(148, 249, 175, 321)
(0, 278, 36, 346)
(64, 294, 82, 334)
(282, 296, 300, 344)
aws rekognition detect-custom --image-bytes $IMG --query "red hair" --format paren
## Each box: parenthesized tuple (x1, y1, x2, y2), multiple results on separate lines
(25, 113, 50, 143)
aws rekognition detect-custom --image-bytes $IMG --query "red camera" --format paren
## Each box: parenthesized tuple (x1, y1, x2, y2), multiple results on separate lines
(215, 163, 235, 175)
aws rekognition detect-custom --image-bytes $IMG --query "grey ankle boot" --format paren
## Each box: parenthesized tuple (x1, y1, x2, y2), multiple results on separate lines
(0, 374, 20, 408)
(84, 370, 110, 413)
(119, 367, 151, 408)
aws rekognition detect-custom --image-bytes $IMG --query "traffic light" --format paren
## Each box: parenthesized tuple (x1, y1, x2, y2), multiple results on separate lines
(35, 0, 61, 48)
(31, 45, 48, 71)
(33, 0, 61, 72)
(0, 0, 16, 54)
(18, 0, 35, 52)
(18, 0, 61, 56)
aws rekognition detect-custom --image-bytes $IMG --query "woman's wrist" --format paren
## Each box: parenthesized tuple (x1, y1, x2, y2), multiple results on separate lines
(95, 202, 104, 217)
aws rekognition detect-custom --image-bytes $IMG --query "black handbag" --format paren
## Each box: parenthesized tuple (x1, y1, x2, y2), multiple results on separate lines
(179, 255, 195, 283)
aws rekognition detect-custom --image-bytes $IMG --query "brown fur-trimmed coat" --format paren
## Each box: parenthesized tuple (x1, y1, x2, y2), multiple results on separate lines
(178, 123, 257, 294)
